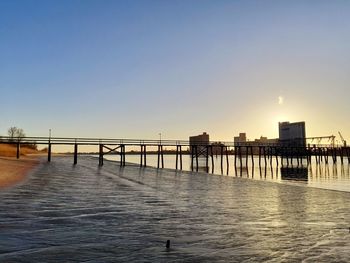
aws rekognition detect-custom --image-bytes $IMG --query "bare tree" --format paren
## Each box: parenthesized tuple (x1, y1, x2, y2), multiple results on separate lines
(7, 127, 26, 142)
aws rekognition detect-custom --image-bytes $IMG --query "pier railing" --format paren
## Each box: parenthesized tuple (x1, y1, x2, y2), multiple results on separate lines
(0, 136, 342, 147)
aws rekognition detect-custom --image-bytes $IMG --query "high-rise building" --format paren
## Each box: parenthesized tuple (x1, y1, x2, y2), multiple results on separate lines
(278, 121, 306, 146)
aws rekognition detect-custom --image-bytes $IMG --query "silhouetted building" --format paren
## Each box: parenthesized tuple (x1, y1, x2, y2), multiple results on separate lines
(234, 133, 246, 145)
(254, 136, 279, 144)
(189, 132, 209, 145)
(234, 133, 277, 146)
(233, 132, 278, 154)
(279, 121, 306, 147)
(211, 141, 225, 155)
(189, 132, 209, 155)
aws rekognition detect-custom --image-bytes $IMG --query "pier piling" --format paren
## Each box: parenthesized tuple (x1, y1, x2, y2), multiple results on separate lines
(98, 144, 103, 166)
(226, 146, 229, 171)
(74, 143, 78, 165)
(121, 144, 126, 166)
(250, 146, 254, 166)
(48, 142, 51, 162)
(245, 146, 249, 167)
(258, 146, 262, 167)
(16, 142, 20, 159)
(221, 145, 224, 172)
(157, 145, 164, 169)
(195, 145, 198, 172)
(210, 146, 214, 172)
(206, 145, 209, 171)
(234, 146, 237, 167)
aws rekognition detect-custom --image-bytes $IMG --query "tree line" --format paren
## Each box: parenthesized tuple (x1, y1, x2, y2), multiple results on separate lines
(0, 127, 37, 150)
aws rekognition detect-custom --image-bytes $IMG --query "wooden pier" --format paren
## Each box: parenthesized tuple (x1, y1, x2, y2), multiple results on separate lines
(1, 136, 349, 172)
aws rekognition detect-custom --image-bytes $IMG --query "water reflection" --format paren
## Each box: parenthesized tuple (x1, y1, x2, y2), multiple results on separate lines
(280, 167, 308, 181)
(103, 155, 350, 192)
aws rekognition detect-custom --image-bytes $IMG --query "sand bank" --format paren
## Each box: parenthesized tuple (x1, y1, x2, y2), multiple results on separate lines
(0, 157, 40, 189)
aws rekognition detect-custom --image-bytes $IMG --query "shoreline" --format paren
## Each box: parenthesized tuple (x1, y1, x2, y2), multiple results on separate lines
(0, 156, 41, 189)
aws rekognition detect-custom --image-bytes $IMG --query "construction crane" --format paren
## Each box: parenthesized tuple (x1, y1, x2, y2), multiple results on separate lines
(307, 135, 335, 147)
(338, 131, 347, 147)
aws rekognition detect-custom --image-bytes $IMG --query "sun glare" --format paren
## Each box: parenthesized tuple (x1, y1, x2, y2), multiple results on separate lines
(278, 96, 284, 105)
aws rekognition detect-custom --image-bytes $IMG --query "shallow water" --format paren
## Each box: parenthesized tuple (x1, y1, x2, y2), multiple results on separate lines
(104, 154, 350, 192)
(0, 156, 349, 262)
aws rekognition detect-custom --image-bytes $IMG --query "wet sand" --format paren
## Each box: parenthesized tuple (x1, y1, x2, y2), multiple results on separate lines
(0, 157, 40, 189)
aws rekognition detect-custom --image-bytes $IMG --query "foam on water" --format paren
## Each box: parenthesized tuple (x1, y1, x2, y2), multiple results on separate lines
(0, 156, 349, 262)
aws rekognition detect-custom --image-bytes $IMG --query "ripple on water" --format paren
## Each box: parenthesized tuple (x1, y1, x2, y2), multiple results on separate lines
(0, 156, 349, 262)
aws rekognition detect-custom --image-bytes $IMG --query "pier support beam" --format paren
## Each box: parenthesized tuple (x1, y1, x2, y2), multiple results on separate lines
(263, 146, 267, 167)
(99, 144, 103, 166)
(157, 145, 164, 169)
(16, 142, 20, 159)
(210, 145, 214, 172)
(234, 146, 237, 167)
(258, 146, 262, 167)
(245, 146, 249, 167)
(220, 145, 224, 173)
(325, 148, 329, 164)
(140, 145, 147, 167)
(48, 142, 51, 162)
(120, 144, 126, 166)
(176, 145, 183, 170)
(340, 147, 344, 164)
(332, 148, 337, 164)
(226, 146, 229, 172)
(296, 148, 300, 167)
(205, 146, 209, 172)
(307, 145, 311, 165)
(195, 145, 198, 172)
(275, 147, 279, 166)
(74, 143, 78, 165)
(239, 146, 243, 167)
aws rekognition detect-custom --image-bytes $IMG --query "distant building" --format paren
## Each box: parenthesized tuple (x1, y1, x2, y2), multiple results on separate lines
(189, 132, 209, 145)
(254, 136, 279, 145)
(234, 133, 246, 145)
(234, 133, 277, 145)
(189, 132, 209, 155)
(278, 121, 306, 147)
(234, 133, 278, 154)
(211, 141, 225, 155)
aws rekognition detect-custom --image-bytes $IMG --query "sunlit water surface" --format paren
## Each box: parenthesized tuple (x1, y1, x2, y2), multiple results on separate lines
(0, 156, 349, 262)
(105, 154, 350, 192)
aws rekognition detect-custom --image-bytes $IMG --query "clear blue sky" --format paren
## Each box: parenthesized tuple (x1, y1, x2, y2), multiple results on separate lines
(1, 0, 350, 142)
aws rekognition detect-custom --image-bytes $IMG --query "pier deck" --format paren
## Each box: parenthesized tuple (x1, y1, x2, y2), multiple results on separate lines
(1, 136, 349, 171)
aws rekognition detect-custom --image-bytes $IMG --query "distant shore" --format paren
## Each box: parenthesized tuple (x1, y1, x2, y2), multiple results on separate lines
(0, 156, 40, 189)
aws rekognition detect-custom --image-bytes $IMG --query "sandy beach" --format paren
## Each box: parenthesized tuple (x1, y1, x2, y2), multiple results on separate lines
(0, 157, 40, 189)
